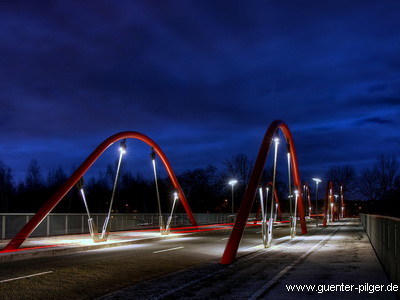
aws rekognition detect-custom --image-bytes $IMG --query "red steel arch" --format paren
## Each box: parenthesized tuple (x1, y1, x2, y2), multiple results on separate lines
(3, 131, 197, 251)
(220, 120, 307, 264)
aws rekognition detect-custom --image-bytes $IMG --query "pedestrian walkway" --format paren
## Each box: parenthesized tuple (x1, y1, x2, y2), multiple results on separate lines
(99, 219, 398, 299)
(0, 223, 233, 262)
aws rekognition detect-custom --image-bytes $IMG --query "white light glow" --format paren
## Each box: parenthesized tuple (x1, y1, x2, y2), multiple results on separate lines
(229, 179, 238, 186)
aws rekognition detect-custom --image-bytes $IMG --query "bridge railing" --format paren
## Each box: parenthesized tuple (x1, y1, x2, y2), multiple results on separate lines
(360, 213, 400, 293)
(0, 213, 248, 240)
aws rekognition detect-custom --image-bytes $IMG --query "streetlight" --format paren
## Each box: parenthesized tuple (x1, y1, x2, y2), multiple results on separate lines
(312, 178, 321, 227)
(229, 179, 238, 214)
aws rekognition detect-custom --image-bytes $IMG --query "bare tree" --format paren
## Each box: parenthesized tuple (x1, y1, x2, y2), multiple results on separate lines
(358, 167, 379, 201)
(375, 154, 399, 201)
(0, 160, 14, 212)
(325, 165, 357, 200)
(25, 159, 44, 190)
(223, 153, 253, 186)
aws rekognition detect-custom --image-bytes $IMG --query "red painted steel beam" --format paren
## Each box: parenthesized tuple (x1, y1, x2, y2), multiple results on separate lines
(2, 131, 197, 251)
(220, 120, 307, 264)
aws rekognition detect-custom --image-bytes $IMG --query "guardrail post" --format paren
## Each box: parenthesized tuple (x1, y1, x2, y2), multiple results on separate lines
(2, 216, 5, 240)
(47, 215, 50, 236)
(65, 215, 68, 235)
(81, 215, 84, 234)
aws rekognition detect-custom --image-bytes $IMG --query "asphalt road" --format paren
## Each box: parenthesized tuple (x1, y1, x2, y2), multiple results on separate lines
(99, 221, 397, 300)
(0, 224, 289, 299)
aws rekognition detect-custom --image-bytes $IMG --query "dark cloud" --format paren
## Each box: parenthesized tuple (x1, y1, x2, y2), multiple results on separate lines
(1, 0, 400, 183)
(358, 118, 394, 125)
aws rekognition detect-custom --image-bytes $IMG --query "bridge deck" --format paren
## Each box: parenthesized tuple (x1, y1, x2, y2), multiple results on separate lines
(101, 219, 397, 299)
(1, 219, 397, 299)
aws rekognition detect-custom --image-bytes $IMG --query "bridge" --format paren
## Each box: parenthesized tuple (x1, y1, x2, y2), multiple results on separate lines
(0, 120, 398, 298)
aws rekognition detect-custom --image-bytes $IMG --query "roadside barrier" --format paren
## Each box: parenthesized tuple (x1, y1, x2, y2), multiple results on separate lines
(360, 213, 400, 297)
(0, 213, 244, 240)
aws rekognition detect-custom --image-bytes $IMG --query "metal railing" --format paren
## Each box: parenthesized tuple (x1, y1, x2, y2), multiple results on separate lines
(360, 213, 400, 296)
(0, 213, 245, 240)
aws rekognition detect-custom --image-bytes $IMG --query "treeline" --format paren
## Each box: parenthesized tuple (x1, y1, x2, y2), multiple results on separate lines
(325, 154, 400, 217)
(0, 154, 275, 214)
(0, 154, 399, 217)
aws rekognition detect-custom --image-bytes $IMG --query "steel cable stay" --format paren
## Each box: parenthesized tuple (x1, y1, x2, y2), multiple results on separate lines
(286, 139, 299, 238)
(76, 139, 126, 242)
(151, 148, 165, 233)
(258, 185, 267, 247)
(286, 139, 294, 238)
(151, 148, 180, 235)
(101, 139, 126, 239)
(2, 131, 197, 252)
(165, 190, 179, 233)
(267, 134, 279, 247)
(221, 120, 307, 264)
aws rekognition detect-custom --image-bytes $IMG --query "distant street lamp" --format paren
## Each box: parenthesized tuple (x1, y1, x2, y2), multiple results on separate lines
(229, 179, 238, 214)
(312, 178, 321, 227)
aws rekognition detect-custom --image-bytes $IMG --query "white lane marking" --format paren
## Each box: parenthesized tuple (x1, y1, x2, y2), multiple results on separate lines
(0, 271, 54, 283)
(153, 246, 184, 254)
(221, 237, 229, 240)
(249, 226, 340, 300)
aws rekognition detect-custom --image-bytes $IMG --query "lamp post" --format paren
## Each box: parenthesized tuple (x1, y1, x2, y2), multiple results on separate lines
(229, 179, 238, 214)
(312, 178, 321, 227)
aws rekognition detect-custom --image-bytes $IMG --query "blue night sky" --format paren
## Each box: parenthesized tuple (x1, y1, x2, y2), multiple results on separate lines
(0, 0, 399, 183)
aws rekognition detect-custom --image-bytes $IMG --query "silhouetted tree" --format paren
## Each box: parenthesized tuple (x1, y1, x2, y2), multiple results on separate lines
(223, 153, 253, 187)
(178, 165, 223, 212)
(0, 160, 14, 212)
(25, 159, 44, 190)
(358, 154, 400, 217)
(118, 171, 156, 213)
(358, 168, 379, 202)
(375, 154, 399, 201)
(18, 159, 47, 212)
(325, 165, 357, 200)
